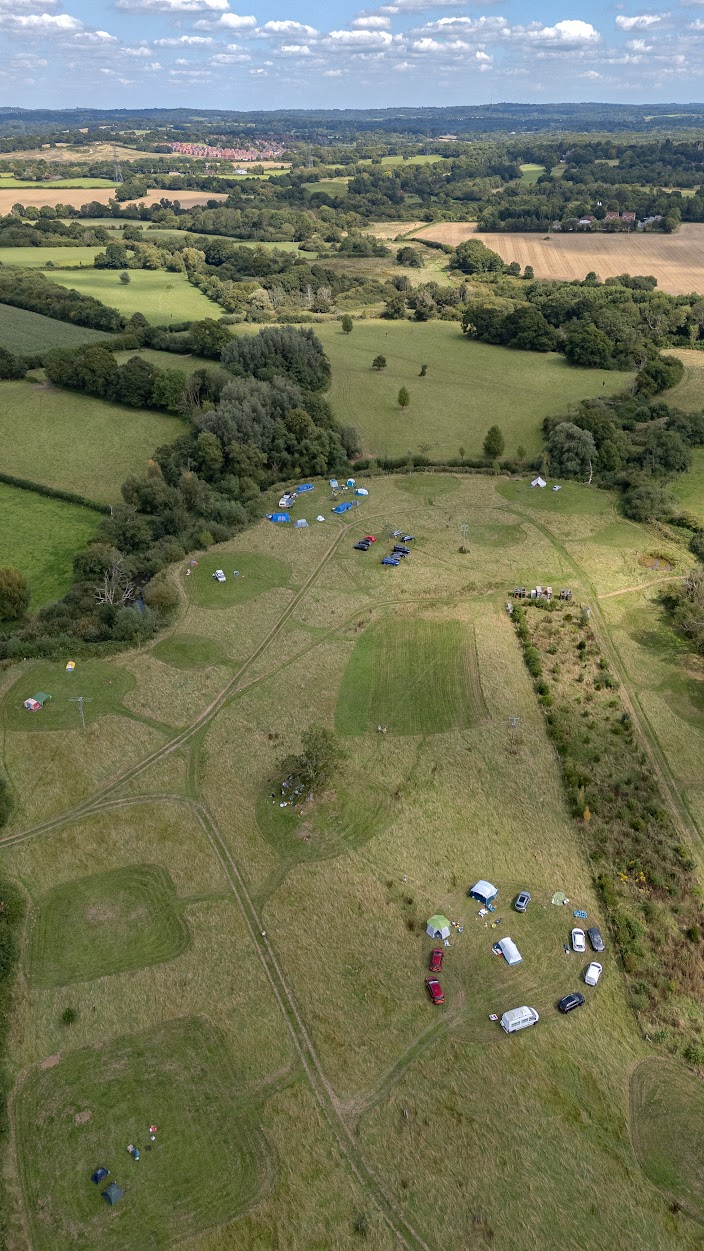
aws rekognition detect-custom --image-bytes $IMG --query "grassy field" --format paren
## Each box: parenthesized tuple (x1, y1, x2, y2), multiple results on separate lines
(457, 224, 704, 296)
(520, 163, 545, 183)
(667, 348, 704, 411)
(48, 269, 219, 325)
(0, 302, 110, 353)
(0, 177, 116, 190)
(1, 471, 703, 1251)
(0, 380, 183, 502)
(0, 483, 98, 607)
(314, 319, 631, 459)
(0, 188, 228, 214)
(0, 245, 103, 268)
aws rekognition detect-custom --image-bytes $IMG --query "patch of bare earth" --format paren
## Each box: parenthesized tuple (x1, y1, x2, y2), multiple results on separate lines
(39, 1054, 61, 1070)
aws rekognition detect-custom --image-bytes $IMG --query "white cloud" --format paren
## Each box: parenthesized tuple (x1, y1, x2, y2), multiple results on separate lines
(0, 11, 82, 30)
(116, 0, 228, 10)
(0, 0, 58, 7)
(509, 19, 601, 45)
(259, 19, 318, 36)
(394, 59, 413, 68)
(195, 11, 257, 28)
(380, 0, 482, 11)
(322, 67, 343, 74)
(154, 34, 214, 44)
(122, 45, 153, 56)
(326, 27, 393, 46)
(626, 37, 654, 47)
(280, 42, 311, 53)
(615, 13, 666, 28)
(211, 49, 251, 60)
(73, 29, 117, 42)
(350, 15, 391, 27)
(413, 16, 507, 36)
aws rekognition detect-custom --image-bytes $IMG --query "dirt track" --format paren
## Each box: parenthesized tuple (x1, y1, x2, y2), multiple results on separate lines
(414, 222, 704, 295)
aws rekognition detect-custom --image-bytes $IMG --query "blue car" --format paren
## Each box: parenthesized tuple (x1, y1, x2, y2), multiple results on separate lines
(381, 556, 400, 567)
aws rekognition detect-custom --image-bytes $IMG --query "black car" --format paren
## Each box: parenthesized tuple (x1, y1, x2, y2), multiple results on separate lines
(393, 546, 411, 555)
(587, 927, 605, 953)
(558, 992, 585, 1014)
(354, 541, 371, 551)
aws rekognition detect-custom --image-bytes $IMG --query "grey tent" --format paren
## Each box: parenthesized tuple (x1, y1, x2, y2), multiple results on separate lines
(469, 880, 498, 906)
(102, 1183, 124, 1206)
(498, 936, 523, 966)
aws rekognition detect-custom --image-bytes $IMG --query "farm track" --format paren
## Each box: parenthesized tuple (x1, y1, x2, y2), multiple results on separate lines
(2, 511, 437, 1251)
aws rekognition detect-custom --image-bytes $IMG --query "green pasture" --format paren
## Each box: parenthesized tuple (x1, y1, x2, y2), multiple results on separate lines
(48, 269, 219, 325)
(0, 482, 98, 607)
(185, 551, 292, 608)
(0, 379, 182, 502)
(519, 163, 545, 183)
(4, 659, 135, 731)
(631, 1058, 704, 1221)
(150, 633, 232, 669)
(0, 177, 116, 190)
(667, 349, 704, 411)
(26, 865, 191, 987)
(314, 319, 631, 460)
(304, 177, 349, 196)
(671, 448, 704, 522)
(0, 246, 103, 268)
(335, 616, 487, 735)
(496, 478, 615, 515)
(15, 1017, 271, 1251)
(0, 302, 110, 353)
(112, 347, 222, 373)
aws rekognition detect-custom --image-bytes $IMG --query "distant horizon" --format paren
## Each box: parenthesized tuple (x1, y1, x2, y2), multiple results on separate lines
(2, 0, 704, 110)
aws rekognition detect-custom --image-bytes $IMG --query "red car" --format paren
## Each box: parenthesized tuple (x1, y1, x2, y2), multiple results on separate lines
(429, 948, 444, 973)
(425, 977, 445, 1005)
(364, 535, 376, 543)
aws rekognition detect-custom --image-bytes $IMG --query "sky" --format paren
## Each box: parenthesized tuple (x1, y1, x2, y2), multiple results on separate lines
(0, 0, 702, 111)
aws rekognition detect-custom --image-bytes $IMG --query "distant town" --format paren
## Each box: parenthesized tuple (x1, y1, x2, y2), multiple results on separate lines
(168, 141, 286, 162)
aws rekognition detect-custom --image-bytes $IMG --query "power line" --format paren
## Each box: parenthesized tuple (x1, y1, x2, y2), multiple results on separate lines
(69, 696, 93, 731)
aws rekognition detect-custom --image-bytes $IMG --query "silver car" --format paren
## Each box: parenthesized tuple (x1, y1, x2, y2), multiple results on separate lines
(514, 891, 531, 912)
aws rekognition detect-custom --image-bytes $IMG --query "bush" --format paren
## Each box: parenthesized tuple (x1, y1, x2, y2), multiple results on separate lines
(0, 567, 30, 623)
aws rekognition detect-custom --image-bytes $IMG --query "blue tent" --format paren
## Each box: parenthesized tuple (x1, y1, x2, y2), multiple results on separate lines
(332, 502, 353, 514)
(268, 512, 291, 523)
(297, 483, 314, 494)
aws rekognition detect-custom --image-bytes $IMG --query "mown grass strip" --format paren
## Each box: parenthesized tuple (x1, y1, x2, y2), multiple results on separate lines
(512, 600, 704, 1063)
(0, 876, 25, 1246)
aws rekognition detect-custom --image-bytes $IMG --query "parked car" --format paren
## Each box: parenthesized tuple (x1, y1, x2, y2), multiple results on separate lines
(425, 977, 445, 1005)
(364, 535, 376, 543)
(354, 541, 371, 551)
(514, 890, 531, 913)
(393, 545, 411, 555)
(501, 1005, 539, 1033)
(584, 962, 602, 986)
(382, 556, 400, 567)
(558, 992, 585, 1013)
(429, 948, 444, 973)
(588, 926, 605, 952)
(571, 928, 586, 953)
(401, 535, 415, 542)
(212, 569, 226, 582)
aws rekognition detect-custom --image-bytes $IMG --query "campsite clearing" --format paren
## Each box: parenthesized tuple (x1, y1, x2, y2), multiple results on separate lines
(1, 471, 703, 1251)
(0, 380, 183, 502)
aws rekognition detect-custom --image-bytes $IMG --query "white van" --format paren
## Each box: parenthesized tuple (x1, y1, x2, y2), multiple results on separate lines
(501, 1006, 539, 1034)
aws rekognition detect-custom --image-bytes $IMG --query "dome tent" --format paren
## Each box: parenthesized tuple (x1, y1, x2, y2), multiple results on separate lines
(426, 914, 451, 940)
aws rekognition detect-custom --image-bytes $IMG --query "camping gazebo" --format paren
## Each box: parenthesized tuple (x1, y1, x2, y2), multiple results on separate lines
(426, 914, 451, 940)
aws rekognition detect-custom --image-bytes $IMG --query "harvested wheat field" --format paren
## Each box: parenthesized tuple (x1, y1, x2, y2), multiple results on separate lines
(414, 222, 704, 295)
(0, 187, 229, 213)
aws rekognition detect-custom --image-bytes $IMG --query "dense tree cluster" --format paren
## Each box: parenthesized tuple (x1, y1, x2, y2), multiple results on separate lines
(0, 270, 124, 332)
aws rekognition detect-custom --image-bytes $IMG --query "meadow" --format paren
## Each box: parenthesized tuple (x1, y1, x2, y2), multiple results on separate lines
(0, 303, 110, 353)
(313, 319, 631, 459)
(0, 470, 702, 1251)
(0, 245, 103, 268)
(0, 482, 98, 607)
(48, 268, 220, 325)
(0, 379, 183, 502)
(0, 177, 116, 190)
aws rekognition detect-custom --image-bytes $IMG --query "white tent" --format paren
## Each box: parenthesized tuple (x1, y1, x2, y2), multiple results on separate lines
(531, 476, 547, 488)
(498, 936, 523, 966)
(469, 880, 498, 906)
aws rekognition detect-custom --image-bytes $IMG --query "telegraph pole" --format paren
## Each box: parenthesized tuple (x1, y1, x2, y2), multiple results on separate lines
(69, 696, 93, 731)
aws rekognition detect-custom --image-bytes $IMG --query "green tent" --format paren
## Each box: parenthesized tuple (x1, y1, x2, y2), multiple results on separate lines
(34, 692, 51, 706)
(102, 1183, 124, 1206)
(426, 914, 451, 940)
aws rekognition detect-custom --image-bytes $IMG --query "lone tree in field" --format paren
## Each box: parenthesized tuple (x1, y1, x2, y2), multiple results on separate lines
(341, 314, 353, 334)
(119, 271, 131, 285)
(483, 425, 505, 460)
(372, 355, 387, 370)
(0, 567, 30, 622)
(277, 726, 346, 799)
(419, 364, 428, 377)
(398, 386, 410, 408)
(524, 265, 534, 280)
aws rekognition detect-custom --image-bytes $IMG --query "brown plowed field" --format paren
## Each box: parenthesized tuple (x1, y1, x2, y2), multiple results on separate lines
(0, 187, 229, 213)
(364, 221, 427, 239)
(413, 221, 704, 295)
